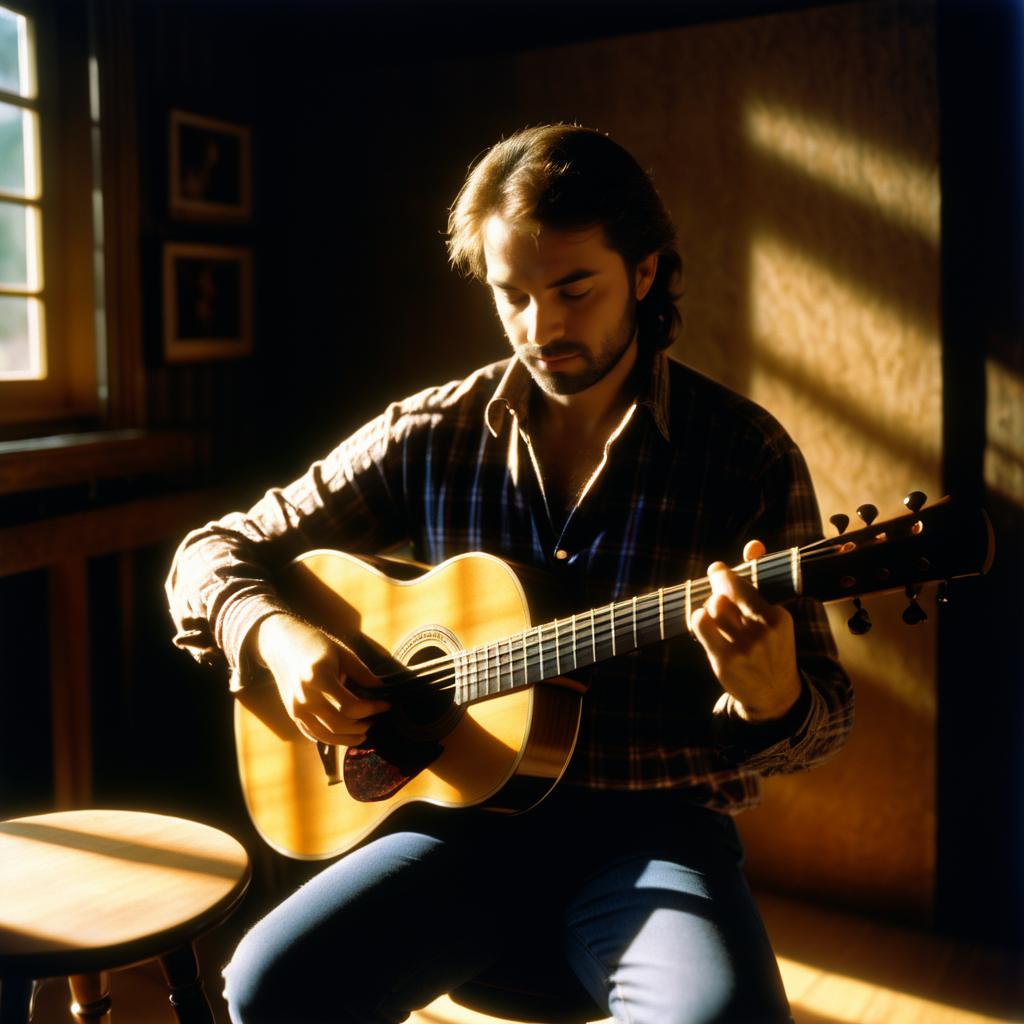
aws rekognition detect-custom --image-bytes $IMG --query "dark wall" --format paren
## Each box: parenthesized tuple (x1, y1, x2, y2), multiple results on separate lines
(935, 0, 1024, 947)
(131, 0, 867, 483)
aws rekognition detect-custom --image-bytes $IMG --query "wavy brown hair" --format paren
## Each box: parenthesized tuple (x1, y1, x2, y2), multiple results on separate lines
(447, 124, 682, 351)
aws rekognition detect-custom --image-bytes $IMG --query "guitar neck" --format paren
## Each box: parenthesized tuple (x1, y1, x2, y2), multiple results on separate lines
(452, 547, 802, 705)
(339, 498, 991, 709)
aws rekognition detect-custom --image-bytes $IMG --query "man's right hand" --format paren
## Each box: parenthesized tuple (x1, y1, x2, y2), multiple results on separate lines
(252, 613, 390, 747)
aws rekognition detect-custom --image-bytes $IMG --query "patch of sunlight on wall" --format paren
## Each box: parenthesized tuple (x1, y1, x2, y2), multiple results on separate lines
(985, 358, 1024, 506)
(748, 232, 942, 518)
(745, 100, 940, 244)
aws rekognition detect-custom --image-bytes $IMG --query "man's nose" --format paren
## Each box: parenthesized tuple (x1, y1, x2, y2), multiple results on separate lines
(525, 299, 564, 345)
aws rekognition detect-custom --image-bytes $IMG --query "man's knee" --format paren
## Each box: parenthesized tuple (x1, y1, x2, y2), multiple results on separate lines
(602, 962, 789, 1024)
(224, 931, 380, 1024)
(222, 928, 288, 1024)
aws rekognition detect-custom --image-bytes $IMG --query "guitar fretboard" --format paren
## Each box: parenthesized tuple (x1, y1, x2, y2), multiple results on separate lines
(449, 546, 801, 704)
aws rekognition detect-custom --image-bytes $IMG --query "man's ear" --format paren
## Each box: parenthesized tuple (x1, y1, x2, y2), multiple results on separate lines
(634, 253, 658, 301)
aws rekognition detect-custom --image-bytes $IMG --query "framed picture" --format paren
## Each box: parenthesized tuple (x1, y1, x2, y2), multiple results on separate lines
(163, 243, 252, 363)
(169, 110, 251, 220)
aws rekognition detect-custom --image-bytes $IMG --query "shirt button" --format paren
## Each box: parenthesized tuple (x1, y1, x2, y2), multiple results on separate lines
(554, 548, 569, 561)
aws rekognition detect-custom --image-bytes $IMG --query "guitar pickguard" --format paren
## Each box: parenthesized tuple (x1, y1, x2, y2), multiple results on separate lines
(344, 720, 443, 802)
(344, 631, 463, 802)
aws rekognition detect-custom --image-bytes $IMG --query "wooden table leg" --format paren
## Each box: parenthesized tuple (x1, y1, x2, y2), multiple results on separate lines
(68, 971, 111, 1024)
(0, 977, 34, 1024)
(49, 556, 93, 809)
(159, 944, 216, 1024)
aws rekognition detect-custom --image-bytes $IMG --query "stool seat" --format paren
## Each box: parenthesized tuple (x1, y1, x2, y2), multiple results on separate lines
(0, 809, 251, 1023)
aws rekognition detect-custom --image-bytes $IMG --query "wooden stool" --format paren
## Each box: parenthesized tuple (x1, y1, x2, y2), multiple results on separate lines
(0, 809, 251, 1024)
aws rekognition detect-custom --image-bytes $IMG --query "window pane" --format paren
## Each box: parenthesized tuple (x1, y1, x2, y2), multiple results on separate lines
(0, 293, 43, 378)
(0, 7, 30, 99)
(0, 101, 37, 197)
(0, 199, 39, 288)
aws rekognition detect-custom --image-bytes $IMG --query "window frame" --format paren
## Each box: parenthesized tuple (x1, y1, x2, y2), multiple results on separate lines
(0, 0, 102, 434)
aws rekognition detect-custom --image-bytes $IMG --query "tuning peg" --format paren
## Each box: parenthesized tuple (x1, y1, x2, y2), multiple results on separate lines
(903, 490, 927, 514)
(847, 597, 872, 635)
(902, 600, 928, 625)
(937, 581, 951, 606)
(902, 583, 928, 626)
(829, 513, 850, 536)
(856, 503, 879, 527)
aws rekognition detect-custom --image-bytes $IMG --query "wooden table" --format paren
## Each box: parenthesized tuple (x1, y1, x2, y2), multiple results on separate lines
(0, 809, 251, 1024)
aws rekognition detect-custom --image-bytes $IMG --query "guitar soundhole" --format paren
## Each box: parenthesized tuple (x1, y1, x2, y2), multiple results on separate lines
(390, 644, 464, 741)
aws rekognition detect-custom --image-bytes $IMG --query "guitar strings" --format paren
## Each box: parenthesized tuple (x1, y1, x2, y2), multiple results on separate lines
(374, 586, 764, 695)
(366, 540, 851, 697)
(375, 586, 711, 688)
(381, 579, 772, 690)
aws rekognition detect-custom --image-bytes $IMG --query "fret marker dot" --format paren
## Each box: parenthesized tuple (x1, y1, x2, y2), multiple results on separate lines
(554, 549, 569, 561)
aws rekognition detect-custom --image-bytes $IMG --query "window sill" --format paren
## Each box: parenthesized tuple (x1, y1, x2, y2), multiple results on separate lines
(0, 429, 202, 497)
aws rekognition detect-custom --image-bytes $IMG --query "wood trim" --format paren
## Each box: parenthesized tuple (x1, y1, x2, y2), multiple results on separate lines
(92, 0, 145, 428)
(0, 429, 199, 495)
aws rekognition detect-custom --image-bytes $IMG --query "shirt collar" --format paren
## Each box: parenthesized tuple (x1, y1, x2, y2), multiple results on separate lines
(484, 358, 532, 437)
(484, 350, 672, 443)
(637, 348, 672, 442)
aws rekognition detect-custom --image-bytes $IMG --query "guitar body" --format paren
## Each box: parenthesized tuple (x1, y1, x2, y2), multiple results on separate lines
(233, 551, 584, 860)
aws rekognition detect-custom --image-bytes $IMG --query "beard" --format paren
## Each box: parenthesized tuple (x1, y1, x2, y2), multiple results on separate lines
(518, 296, 638, 397)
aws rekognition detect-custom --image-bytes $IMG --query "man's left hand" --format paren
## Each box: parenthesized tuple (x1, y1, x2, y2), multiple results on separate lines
(690, 539, 803, 722)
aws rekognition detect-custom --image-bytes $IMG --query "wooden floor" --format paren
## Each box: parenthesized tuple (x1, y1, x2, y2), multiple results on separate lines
(758, 892, 1022, 1024)
(24, 891, 1023, 1023)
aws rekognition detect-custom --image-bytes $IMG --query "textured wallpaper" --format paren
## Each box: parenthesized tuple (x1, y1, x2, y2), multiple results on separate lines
(429, 1, 942, 917)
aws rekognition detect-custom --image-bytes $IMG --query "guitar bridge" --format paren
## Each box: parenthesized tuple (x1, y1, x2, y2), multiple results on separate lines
(316, 742, 342, 785)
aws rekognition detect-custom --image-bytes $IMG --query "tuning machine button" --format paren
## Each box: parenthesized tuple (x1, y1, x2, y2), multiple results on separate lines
(847, 597, 872, 635)
(856, 503, 879, 527)
(829, 513, 850, 536)
(903, 490, 928, 514)
(902, 583, 928, 625)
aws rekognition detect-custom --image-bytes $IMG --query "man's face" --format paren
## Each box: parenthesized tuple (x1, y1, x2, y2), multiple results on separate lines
(482, 215, 643, 397)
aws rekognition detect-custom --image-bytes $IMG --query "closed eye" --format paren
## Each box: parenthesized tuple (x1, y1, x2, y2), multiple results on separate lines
(493, 287, 527, 308)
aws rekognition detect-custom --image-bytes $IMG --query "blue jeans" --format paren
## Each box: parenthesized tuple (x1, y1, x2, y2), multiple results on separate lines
(224, 788, 792, 1024)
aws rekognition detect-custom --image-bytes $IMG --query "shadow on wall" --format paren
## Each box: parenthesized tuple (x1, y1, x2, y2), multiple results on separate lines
(428, 2, 943, 919)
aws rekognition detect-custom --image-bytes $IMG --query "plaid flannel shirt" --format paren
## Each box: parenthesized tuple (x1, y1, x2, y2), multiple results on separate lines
(166, 351, 853, 814)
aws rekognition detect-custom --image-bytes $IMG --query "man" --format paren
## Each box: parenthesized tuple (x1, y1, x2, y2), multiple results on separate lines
(167, 124, 853, 1024)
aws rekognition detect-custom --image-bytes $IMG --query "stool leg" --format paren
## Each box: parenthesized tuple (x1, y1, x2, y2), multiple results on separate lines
(68, 972, 111, 1024)
(159, 944, 215, 1024)
(0, 977, 34, 1024)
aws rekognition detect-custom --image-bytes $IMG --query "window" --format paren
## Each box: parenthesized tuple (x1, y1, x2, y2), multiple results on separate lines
(0, 1, 101, 432)
(0, 5, 42, 380)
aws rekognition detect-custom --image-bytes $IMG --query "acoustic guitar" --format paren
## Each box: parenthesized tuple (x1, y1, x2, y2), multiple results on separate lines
(233, 494, 993, 860)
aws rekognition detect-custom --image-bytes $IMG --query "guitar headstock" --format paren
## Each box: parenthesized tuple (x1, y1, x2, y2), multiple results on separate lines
(799, 492, 995, 633)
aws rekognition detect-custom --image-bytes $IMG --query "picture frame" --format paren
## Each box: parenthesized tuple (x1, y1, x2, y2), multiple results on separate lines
(163, 243, 252, 363)
(169, 110, 251, 221)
